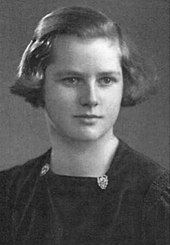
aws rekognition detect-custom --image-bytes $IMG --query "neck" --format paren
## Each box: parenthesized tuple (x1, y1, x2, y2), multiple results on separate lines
(49, 128, 119, 178)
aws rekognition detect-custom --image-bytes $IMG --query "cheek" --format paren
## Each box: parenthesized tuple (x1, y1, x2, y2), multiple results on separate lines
(105, 88, 123, 106)
(45, 87, 77, 114)
(103, 90, 122, 119)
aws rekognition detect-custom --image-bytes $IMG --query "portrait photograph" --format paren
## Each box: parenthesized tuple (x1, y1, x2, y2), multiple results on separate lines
(0, 0, 169, 244)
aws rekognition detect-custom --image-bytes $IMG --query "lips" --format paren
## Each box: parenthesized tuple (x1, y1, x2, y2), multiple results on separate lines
(74, 115, 103, 118)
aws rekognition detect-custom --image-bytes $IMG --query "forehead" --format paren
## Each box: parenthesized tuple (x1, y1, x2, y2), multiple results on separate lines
(51, 35, 121, 54)
(49, 35, 122, 70)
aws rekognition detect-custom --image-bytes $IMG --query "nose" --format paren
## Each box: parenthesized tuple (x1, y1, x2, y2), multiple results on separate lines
(79, 81, 98, 107)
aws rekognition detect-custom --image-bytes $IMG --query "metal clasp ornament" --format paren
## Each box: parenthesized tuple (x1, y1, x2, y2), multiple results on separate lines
(97, 175, 108, 190)
(40, 164, 50, 176)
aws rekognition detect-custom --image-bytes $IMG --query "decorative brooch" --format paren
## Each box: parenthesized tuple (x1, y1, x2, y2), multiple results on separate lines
(40, 163, 50, 176)
(97, 175, 108, 190)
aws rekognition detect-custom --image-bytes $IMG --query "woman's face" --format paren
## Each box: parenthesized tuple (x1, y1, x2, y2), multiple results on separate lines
(44, 36, 123, 142)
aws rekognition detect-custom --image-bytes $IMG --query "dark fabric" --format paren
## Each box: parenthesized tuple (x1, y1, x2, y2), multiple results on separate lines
(0, 140, 169, 245)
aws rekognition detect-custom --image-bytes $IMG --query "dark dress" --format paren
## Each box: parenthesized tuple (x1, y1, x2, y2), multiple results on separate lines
(0, 140, 169, 245)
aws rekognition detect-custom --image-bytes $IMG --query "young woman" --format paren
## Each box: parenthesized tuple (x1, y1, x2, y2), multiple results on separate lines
(0, 6, 169, 245)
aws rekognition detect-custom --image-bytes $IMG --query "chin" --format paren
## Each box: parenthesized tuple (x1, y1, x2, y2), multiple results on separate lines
(69, 134, 101, 142)
(67, 129, 108, 142)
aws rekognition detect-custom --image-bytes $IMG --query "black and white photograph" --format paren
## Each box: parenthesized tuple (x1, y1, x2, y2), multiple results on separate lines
(0, 0, 169, 244)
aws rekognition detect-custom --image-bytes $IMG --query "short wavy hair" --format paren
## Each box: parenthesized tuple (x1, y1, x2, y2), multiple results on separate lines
(10, 6, 157, 108)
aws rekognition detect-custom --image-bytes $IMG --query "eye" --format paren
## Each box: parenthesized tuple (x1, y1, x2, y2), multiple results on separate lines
(61, 77, 81, 86)
(99, 77, 117, 86)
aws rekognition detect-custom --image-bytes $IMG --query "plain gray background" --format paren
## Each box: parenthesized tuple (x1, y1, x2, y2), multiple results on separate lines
(0, 0, 169, 170)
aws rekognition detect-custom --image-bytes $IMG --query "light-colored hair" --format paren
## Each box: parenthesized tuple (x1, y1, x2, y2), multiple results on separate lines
(10, 6, 157, 108)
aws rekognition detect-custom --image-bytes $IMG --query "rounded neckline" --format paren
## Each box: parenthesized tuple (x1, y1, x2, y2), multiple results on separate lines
(46, 138, 124, 181)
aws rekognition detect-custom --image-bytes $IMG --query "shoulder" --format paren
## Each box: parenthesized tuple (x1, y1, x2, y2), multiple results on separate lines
(117, 140, 168, 189)
(119, 139, 166, 172)
(142, 170, 170, 244)
(118, 140, 170, 243)
(0, 150, 50, 243)
(0, 149, 51, 196)
(124, 141, 170, 211)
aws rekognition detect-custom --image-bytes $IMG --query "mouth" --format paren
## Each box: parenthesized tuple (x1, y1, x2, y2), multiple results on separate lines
(74, 115, 103, 119)
(73, 114, 103, 125)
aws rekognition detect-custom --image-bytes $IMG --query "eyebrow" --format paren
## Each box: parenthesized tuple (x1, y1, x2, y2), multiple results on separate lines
(97, 71, 122, 77)
(54, 70, 122, 77)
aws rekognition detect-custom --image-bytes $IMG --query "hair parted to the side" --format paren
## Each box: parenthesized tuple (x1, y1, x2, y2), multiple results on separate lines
(10, 6, 157, 108)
